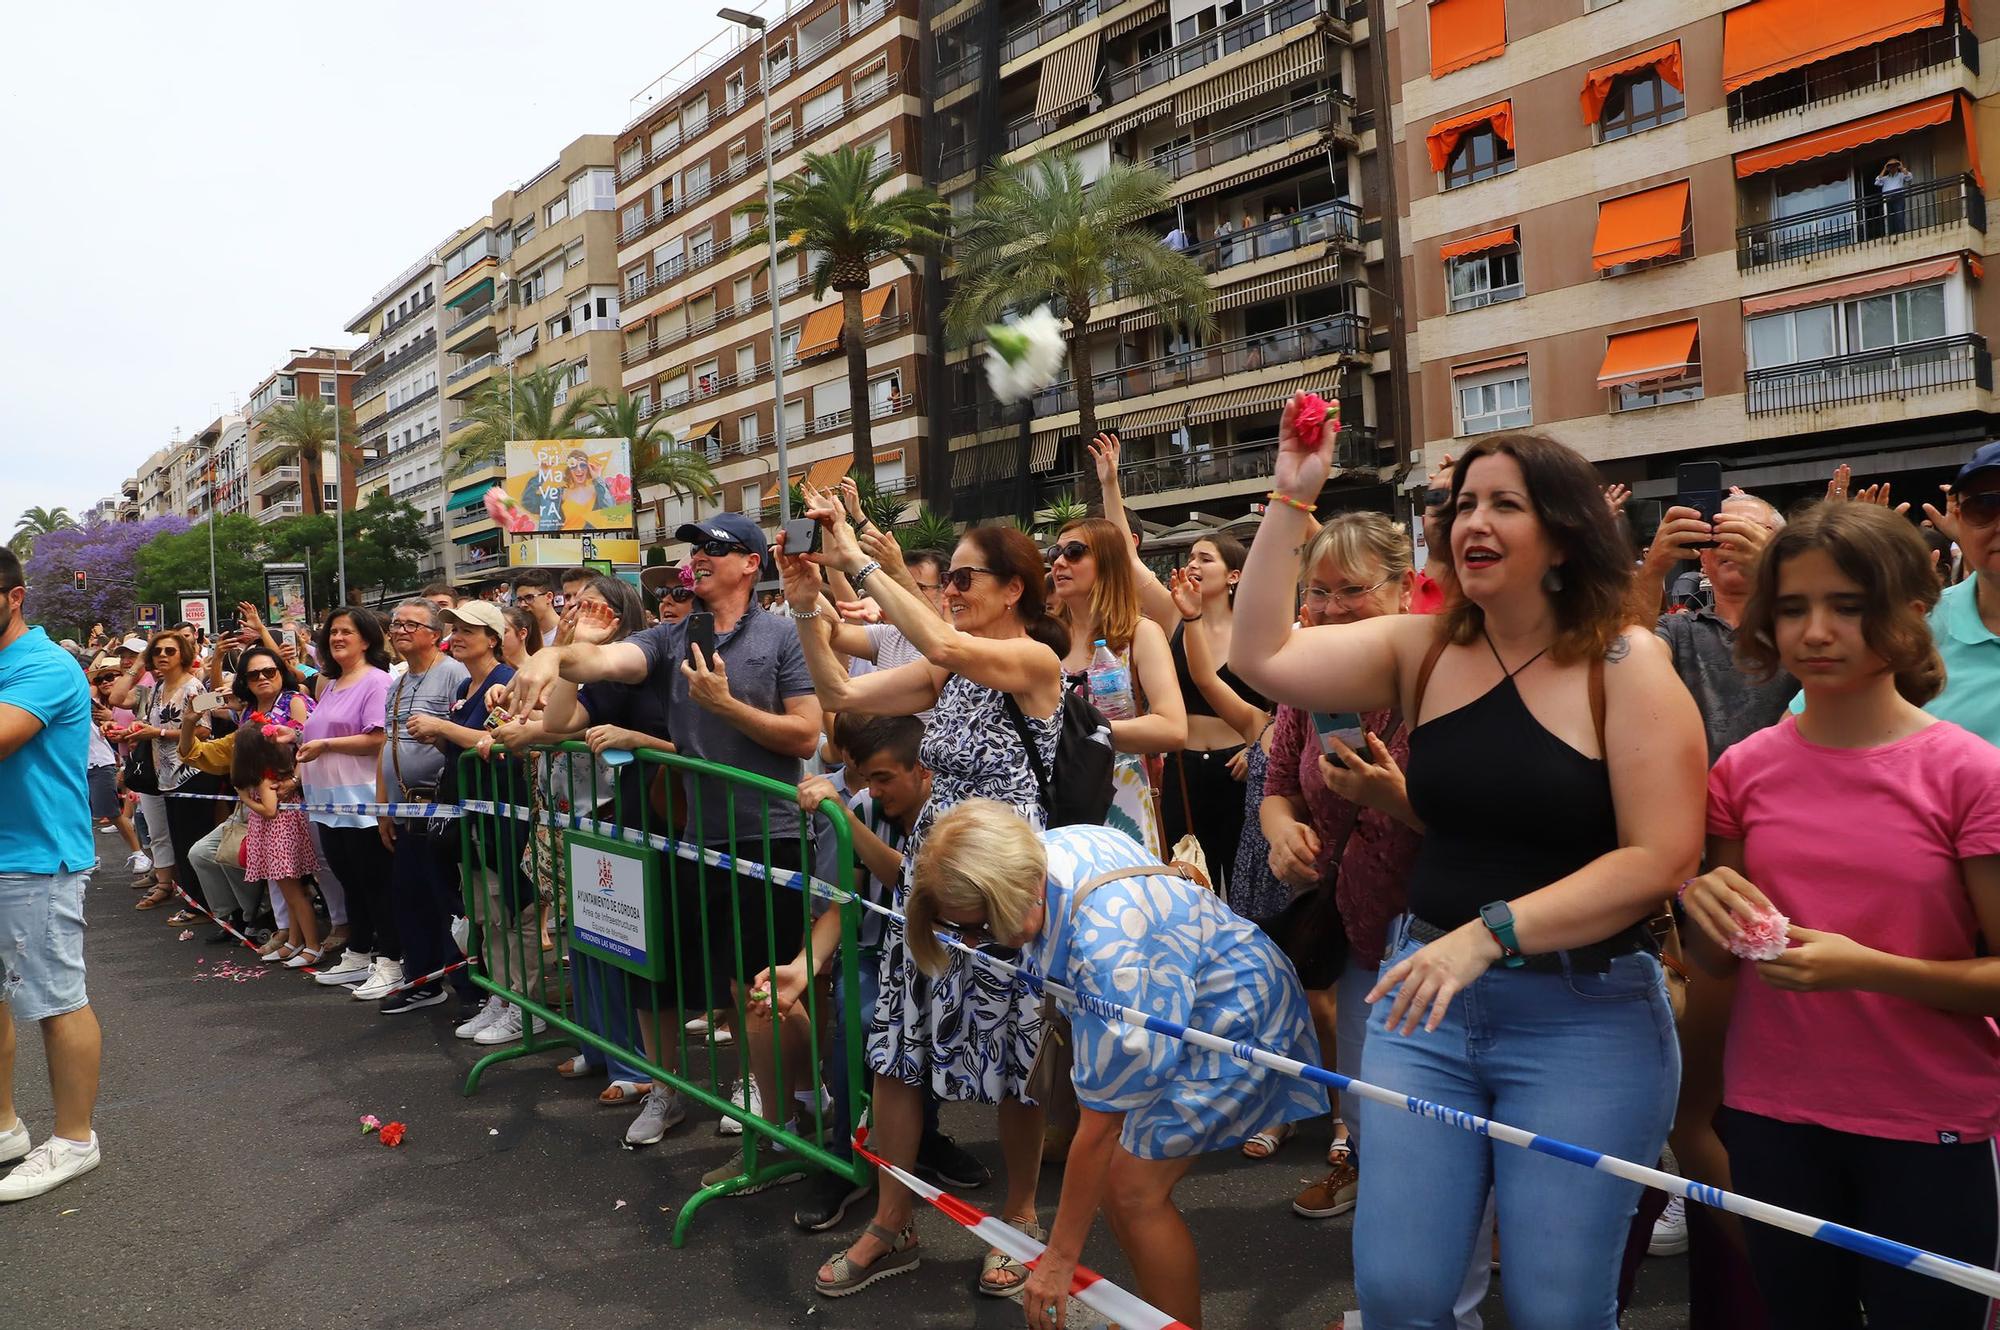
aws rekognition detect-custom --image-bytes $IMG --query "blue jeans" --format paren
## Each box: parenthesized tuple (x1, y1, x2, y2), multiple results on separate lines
(571, 951, 648, 1085)
(1353, 916, 1678, 1330)
(827, 947, 936, 1159)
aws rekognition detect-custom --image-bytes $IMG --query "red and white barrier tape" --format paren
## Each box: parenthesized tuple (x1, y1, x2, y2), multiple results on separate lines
(852, 1127, 1189, 1330)
(166, 885, 472, 997)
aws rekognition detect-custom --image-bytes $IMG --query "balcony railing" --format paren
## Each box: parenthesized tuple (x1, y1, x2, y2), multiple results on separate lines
(1002, 0, 1117, 65)
(1745, 333, 1989, 415)
(1150, 94, 1347, 183)
(1736, 173, 1985, 270)
(255, 500, 303, 525)
(357, 428, 443, 482)
(1031, 426, 1381, 501)
(352, 290, 439, 365)
(1728, 23, 1976, 128)
(254, 464, 302, 495)
(452, 505, 496, 530)
(1138, 199, 1360, 295)
(960, 313, 1366, 432)
(447, 300, 495, 338)
(447, 353, 497, 386)
(355, 330, 438, 397)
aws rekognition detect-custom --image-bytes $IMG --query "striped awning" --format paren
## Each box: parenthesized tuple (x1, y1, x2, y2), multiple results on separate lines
(1104, 401, 1190, 437)
(1064, 101, 1171, 150)
(1124, 253, 1343, 331)
(1175, 41, 1325, 122)
(932, 0, 977, 32)
(1176, 143, 1328, 202)
(1102, 0, 1166, 39)
(1187, 368, 1346, 425)
(952, 440, 1033, 487)
(1029, 435, 1061, 471)
(1035, 29, 1102, 118)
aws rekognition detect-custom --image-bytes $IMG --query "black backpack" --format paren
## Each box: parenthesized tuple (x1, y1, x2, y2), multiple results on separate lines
(1002, 683, 1116, 828)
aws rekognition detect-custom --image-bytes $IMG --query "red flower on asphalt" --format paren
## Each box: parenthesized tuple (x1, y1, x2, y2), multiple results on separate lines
(379, 1121, 407, 1147)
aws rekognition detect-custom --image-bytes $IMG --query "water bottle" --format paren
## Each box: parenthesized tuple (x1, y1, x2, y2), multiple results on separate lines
(1086, 639, 1135, 720)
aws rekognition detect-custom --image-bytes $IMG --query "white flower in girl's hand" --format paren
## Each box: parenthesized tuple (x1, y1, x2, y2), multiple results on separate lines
(983, 304, 1067, 405)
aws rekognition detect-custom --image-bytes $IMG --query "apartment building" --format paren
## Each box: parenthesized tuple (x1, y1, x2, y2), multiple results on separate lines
(614, 0, 927, 552)
(1396, 0, 1996, 515)
(244, 348, 359, 525)
(347, 243, 455, 588)
(439, 135, 625, 584)
(135, 446, 172, 521)
(931, 0, 1400, 535)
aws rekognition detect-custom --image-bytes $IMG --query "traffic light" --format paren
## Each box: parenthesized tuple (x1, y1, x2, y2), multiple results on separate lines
(73, 571, 86, 590)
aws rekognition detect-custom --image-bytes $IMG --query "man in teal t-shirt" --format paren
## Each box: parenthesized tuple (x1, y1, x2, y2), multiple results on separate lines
(0, 546, 103, 1203)
(1931, 443, 2000, 744)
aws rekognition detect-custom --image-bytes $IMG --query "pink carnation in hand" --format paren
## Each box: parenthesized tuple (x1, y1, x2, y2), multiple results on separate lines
(1290, 393, 1331, 449)
(1727, 906, 1791, 962)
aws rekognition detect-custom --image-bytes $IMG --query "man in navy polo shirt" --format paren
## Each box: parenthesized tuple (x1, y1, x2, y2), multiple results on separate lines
(0, 547, 103, 1202)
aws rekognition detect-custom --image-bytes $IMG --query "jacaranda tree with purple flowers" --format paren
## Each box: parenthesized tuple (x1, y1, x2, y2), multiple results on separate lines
(24, 515, 189, 639)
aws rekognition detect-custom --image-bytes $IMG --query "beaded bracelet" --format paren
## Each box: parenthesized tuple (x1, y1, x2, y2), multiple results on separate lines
(1266, 490, 1315, 515)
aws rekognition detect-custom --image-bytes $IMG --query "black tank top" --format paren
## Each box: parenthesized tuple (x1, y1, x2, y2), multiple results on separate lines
(1170, 621, 1271, 720)
(1404, 635, 1619, 930)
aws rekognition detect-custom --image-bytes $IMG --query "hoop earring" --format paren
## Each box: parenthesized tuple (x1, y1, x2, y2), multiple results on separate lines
(1542, 566, 1565, 594)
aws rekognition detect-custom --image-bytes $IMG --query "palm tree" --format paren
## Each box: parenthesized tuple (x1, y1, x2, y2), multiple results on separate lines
(448, 364, 607, 479)
(10, 505, 75, 556)
(733, 144, 951, 484)
(255, 397, 364, 517)
(945, 153, 1214, 512)
(584, 393, 719, 505)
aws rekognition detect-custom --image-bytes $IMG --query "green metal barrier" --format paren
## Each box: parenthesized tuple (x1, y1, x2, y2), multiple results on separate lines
(453, 741, 868, 1246)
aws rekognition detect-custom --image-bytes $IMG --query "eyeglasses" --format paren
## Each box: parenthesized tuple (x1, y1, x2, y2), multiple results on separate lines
(913, 580, 943, 595)
(666, 587, 696, 603)
(941, 566, 998, 594)
(1305, 578, 1392, 608)
(513, 590, 545, 602)
(244, 667, 280, 681)
(1957, 490, 2000, 528)
(695, 539, 750, 558)
(388, 619, 435, 632)
(1043, 540, 1090, 565)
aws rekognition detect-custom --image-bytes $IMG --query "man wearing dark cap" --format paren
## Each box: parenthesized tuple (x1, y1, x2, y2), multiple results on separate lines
(507, 512, 821, 1157)
(1930, 441, 2000, 742)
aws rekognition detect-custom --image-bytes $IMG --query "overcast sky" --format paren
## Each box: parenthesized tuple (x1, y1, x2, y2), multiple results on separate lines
(0, 1, 722, 526)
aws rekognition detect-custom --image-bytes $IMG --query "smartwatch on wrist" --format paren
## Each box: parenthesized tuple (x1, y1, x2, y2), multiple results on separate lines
(1478, 900, 1526, 968)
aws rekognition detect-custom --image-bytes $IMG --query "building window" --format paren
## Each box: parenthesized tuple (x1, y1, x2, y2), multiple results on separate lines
(546, 194, 570, 227)
(1848, 283, 1948, 351)
(769, 40, 792, 84)
(1447, 245, 1524, 312)
(549, 310, 573, 339)
(280, 375, 297, 398)
(1445, 128, 1514, 189)
(727, 72, 745, 111)
(738, 411, 760, 447)
(1615, 372, 1703, 411)
(514, 219, 536, 248)
(620, 140, 644, 174)
(736, 345, 757, 379)
(1598, 69, 1686, 142)
(1453, 364, 1532, 435)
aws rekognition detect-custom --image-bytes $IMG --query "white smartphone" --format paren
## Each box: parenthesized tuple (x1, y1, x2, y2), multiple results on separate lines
(1312, 710, 1366, 753)
(190, 691, 231, 716)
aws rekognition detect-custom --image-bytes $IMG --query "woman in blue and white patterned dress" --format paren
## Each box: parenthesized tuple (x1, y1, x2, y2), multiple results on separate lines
(904, 802, 1324, 1330)
(778, 497, 1065, 1301)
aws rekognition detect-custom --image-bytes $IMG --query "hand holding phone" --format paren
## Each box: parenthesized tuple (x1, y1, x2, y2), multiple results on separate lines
(781, 516, 822, 557)
(1312, 711, 1366, 753)
(1676, 462, 1724, 549)
(684, 611, 716, 668)
(190, 691, 230, 716)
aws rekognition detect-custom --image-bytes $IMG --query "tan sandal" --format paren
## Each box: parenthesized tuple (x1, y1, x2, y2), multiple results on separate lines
(1240, 1121, 1293, 1160)
(815, 1221, 919, 1297)
(135, 884, 173, 910)
(598, 1079, 651, 1106)
(977, 1217, 1044, 1297)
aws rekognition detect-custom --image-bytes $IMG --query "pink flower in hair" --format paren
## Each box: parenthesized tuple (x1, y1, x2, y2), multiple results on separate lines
(1727, 906, 1791, 962)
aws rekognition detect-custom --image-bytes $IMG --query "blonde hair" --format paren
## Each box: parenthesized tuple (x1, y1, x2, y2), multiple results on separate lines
(1054, 517, 1141, 654)
(904, 800, 1049, 976)
(1300, 511, 1412, 588)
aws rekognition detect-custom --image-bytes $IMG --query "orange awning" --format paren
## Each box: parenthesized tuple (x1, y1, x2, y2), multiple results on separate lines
(1723, 0, 1962, 93)
(860, 285, 895, 326)
(1428, 0, 1506, 78)
(1425, 101, 1514, 173)
(1597, 321, 1699, 388)
(1581, 41, 1684, 124)
(1452, 353, 1527, 376)
(796, 306, 844, 360)
(1734, 93, 1977, 183)
(679, 416, 720, 442)
(762, 455, 855, 505)
(1592, 180, 1690, 271)
(1742, 256, 1966, 315)
(1439, 225, 1517, 261)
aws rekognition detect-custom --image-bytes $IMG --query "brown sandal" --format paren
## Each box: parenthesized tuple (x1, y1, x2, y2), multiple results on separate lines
(135, 885, 173, 910)
(816, 1221, 919, 1296)
(977, 1217, 1044, 1297)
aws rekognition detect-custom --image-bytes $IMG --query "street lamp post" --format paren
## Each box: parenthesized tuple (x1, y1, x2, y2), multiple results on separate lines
(331, 365, 347, 606)
(720, 6, 790, 524)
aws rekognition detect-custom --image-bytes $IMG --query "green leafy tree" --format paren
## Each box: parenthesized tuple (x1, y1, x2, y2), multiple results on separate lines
(264, 492, 432, 608)
(733, 145, 950, 483)
(945, 153, 1214, 511)
(1036, 493, 1090, 539)
(894, 504, 958, 553)
(851, 474, 909, 531)
(255, 397, 365, 518)
(10, 506, 77, 557)
(585, 393, 718, 503)
(134, 514, 266, 616)
(449, 364, 606, 478)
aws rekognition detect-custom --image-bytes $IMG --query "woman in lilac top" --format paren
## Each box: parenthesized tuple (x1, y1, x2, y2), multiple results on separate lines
(1253, 514, 1426, 1221)
(295, 608, 399, 990)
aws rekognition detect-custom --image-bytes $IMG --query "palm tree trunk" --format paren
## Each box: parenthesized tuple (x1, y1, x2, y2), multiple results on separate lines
(1070, 325, 1103, 515)
(841, 287, 876, 484)
(303, 449, 323, 518)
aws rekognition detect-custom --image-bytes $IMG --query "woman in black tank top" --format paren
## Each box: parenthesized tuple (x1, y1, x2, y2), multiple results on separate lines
(1232, 415, 1707, 1329)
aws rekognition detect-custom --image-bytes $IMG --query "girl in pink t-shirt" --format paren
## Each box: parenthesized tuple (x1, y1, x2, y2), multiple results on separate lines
(1683, 503, 2000, 1330)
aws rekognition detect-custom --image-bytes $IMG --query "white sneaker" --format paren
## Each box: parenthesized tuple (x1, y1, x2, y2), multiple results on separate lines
(474, 1004, 550, 1045)
(1649, 1194, 1689, 1256)
(0, 1118, 28, 1164)
(124, 851, 152, 875)
(0, 1133, 100, 1202)
(455, 995, 505, 1040)
(314, 950, 374, 986)
(351, 956, 405, 1001)
(717, 1077, 763, 1136)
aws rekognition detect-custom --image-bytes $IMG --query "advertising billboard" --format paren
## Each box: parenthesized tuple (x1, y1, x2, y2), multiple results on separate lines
(501, 439, 634, 533)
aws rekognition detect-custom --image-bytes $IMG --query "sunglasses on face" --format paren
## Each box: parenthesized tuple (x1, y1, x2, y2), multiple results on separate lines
(1044, 541, 1090, 565)
(666, 587, 695, 603)
(244, 667, 280, 681)
(695, 539, 750, 558)
(1957, 490, 2000, 528)
(941, 566, 997, 594)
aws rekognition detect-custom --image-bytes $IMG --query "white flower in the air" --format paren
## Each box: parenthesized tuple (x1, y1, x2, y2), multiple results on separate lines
(983, 304, 1067, 405)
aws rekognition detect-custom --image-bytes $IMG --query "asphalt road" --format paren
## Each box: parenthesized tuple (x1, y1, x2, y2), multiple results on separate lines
(3, 871, 1689, 1329)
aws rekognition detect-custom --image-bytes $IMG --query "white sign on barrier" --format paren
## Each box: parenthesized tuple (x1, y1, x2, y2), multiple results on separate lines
(567, 833, 654, 975)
